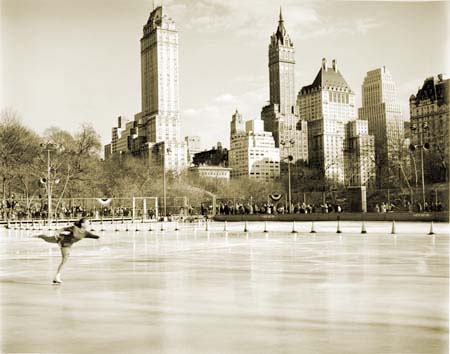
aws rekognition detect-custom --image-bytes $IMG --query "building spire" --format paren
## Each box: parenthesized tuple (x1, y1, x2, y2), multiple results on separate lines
(275, 6, 287, 44)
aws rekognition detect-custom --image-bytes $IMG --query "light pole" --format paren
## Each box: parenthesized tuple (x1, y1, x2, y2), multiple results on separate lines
(40, 142, 61, 222)
(162, 144, 171, 218)
(280, 139, 295, 213)
(410, 122, 430, 208)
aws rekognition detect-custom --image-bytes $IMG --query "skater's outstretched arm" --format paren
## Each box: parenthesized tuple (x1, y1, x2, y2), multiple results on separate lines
(85, 231, 100, 239)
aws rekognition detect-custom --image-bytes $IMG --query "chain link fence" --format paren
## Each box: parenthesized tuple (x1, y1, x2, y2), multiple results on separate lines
(1, 184, 448, 221)
(0, 196, 192, 221)
(210, 185, 448, 215)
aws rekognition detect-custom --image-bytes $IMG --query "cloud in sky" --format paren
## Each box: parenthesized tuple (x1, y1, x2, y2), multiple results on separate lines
(299, 17, 381, 39)
(168, 0, 381, 42)
(213, 94, 237, 104)
(167, 0, 320, 38)
(183, 86, 267, 149)
(2, 0, 449, 151)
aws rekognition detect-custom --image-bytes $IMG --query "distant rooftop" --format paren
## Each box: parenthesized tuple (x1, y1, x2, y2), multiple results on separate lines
(300, 58, 353, 94)
(410, 74, 449, 106)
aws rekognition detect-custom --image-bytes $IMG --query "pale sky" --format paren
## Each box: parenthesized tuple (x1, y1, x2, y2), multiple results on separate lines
(1, 0, 449, 150)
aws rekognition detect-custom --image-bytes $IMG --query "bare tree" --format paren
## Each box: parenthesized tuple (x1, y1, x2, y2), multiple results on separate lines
(0, 109, 41, 215)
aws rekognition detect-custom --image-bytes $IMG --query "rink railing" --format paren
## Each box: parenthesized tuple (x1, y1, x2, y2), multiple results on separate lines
(213, 211, 449, 223)
(1, 217, 443, 236)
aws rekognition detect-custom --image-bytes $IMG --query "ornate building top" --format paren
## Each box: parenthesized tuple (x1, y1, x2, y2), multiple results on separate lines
(410, 75, 449, 107)
(299, 58, 353, 95)
(143, 6, 176, 36)
(270, 7, 294, 48)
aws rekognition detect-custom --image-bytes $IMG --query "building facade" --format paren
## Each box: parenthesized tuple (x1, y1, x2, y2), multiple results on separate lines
(230, 115, 280, 181)
(185, 136, 201, 164)
(358, 66, 404, 186)
(105, 6, 187, 171)
(192, 142, 228, 167)
(230, 109, 245, 136)
(188, 165, 232, 182)
(261, 9, 308, 171)
(110, 116, 137, 155)
(104, 144, 112, 160)
(409, 74, 449, 183)
(298, 58, 358, 184)
(344, 120, 376, 186)
(140, 6, 180, 137)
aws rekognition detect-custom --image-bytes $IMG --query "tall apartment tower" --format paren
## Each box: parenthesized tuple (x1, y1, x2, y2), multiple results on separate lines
(230, 113, 280, 181)
(104, 5, 187, 170)
(138, 6, 186, 171)
(298, 58, 357, 184)
(262, 8, 308, 172)
(140, 6, 180, 140)
(358, 67, 404, 186)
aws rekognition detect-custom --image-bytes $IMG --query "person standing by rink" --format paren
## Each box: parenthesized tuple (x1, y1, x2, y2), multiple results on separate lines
(33, 218, 100, 284)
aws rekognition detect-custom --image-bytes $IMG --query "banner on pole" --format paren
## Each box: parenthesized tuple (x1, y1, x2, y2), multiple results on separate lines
(269, 194, 283, 202)
(97, 198, 112, 206)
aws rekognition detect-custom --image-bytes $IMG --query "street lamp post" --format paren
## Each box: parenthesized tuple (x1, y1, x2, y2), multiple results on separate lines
(410, 122, 430, 208)
(40, 142, 61, 223)
(162, 144, 171, 218)
(280, 139, 295, 213)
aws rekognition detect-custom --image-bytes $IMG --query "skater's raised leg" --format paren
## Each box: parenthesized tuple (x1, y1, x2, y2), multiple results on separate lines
(33, 234, 59, 243)
(54, 246, 70, 284)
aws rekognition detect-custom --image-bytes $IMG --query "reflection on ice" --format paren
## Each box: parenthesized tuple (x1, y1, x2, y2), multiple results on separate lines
(0, 221, 448, 354)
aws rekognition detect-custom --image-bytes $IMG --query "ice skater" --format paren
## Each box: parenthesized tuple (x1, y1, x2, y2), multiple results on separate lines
(33, 217, 100, 284)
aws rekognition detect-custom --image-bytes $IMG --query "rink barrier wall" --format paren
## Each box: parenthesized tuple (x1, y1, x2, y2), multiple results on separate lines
(0, 212, 448, 227)
(213, 212, 449, 223)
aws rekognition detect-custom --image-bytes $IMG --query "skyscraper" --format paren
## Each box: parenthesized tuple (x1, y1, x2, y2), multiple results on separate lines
(140, 6, 180, 142)
(104, 6, 187, 171)
(358, 66, 404, 186)
(298, 58, 358, 184)
(139, 6, 186, 171)
(261, 9, 308, 172)
(268, 8, 296, 116)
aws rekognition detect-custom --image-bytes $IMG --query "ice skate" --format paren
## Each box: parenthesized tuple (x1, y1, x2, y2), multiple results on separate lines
(53, 274, 62, 284)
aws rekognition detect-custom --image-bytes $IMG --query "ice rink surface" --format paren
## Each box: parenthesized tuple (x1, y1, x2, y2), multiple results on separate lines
(1, 221, 449, 354)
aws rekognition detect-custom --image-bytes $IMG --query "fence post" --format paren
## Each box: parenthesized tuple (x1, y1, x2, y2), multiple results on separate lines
(132, 197, 136, 223)
(212, 196, 216, 216)
(143, 199, 147, 221)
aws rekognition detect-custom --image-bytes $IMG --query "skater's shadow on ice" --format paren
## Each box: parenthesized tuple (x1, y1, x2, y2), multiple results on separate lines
(0, 278, 54, 286)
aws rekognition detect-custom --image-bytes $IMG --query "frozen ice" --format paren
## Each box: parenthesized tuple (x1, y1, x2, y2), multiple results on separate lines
(0, 221, 448, 353)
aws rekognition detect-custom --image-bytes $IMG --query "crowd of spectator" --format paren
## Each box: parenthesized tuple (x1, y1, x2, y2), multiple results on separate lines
(0, 196, 159, 220)
(373, 200, 444, 213)
(1, 195, 446, 220)
(208, 202, 344, 216)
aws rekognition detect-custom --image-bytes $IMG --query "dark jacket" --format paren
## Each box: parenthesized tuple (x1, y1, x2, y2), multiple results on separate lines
(57, 225, 100, 247)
